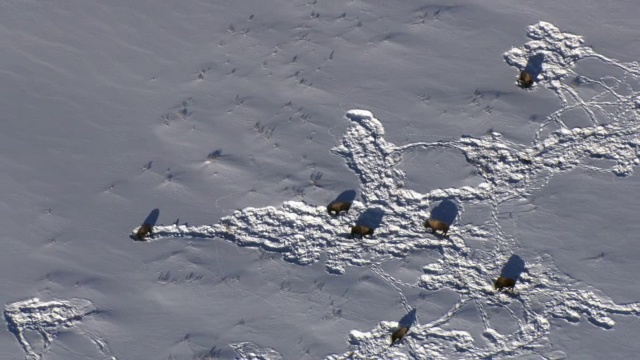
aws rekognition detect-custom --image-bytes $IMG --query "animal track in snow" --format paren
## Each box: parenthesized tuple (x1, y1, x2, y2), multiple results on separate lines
(4, 297, 116, 360)
(136, 21, 640, 359)
(230, 342, 285, 360)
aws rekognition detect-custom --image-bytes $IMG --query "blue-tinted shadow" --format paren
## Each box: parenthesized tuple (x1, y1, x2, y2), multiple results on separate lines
(398, 307, 417, 329)
(429, 200, 458, 225)
(500, 254, 526, 281)
(356, 207, 385, 229)
(524, 53, 545, 79)
(332, 190, 357, 203)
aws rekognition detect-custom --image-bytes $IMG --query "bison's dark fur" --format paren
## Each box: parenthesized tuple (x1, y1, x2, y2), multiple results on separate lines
(494, 276, 516, 291)
(518, 70, 534, 88)
(424, 218, 449, 236)
(351, 225, 374, 238)
(391, 326, 409, 345)
(327, 201, 352, 216)
(135, 223, 153, 241)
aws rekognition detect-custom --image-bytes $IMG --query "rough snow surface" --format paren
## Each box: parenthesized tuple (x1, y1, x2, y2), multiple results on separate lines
(4, 298, 114, 360)
(5, 12, 640, 359)
(230, 342, 285, 360)
(127, 22, 640, 360)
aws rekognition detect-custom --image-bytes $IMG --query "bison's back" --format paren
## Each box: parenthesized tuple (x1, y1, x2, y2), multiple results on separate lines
(424, 218, 449, 235)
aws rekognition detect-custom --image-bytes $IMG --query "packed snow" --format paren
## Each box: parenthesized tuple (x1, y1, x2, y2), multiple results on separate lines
(2, 1, 640, 359)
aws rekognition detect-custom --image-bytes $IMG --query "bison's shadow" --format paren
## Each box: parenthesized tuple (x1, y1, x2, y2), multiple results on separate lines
(429, 200, 458, 225)
(523, 53, 544, 81)
(356, 207, 385, 229)
(500, 254, 526, 283)
(398, 307, 417, 329)
(332, 190, 357, 204)
(129, 208, 159, 241)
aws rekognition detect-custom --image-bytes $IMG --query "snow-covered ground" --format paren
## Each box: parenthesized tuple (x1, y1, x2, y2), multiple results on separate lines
(2, 1, 640, 359)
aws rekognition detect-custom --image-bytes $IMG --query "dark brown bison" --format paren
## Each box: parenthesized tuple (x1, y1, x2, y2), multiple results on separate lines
(390, 326, 409, 345)
(351, 225, 374, 238)
(424, 218, 449, 236)
(494, 276, 516, 291)
(135, 223, 153, 241)
(518, 70, 534, 88)
(327, 201, 352, 216)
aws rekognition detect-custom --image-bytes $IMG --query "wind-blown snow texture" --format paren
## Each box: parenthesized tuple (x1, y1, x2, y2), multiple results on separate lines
(4, 10, 640, 360)
(4, 298, 114, 360)
(124, 22, 640, 359)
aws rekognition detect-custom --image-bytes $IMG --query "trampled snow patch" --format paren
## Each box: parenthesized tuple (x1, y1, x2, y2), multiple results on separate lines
(230, 342, 285, 360)
(131, 21, 640, 359)
(4, 298, 115, 360)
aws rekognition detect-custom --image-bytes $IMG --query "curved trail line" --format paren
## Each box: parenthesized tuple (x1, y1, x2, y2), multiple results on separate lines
(4, 297, 116, 360)
(134, 21, 640, 359)
(323, 22, 640, 360)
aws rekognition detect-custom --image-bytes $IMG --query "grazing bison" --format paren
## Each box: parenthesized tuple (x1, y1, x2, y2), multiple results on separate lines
(351, 225, 374, 238)
(424, 218, 449, 236)
(135, 223, 153, 241)
(518, 70, 534, 88)
(494, 276, 516, 291)
(327, 201, 352, 216)
(390, 326, 409, 345)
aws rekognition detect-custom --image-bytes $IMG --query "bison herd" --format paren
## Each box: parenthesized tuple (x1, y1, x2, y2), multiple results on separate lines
(129, 68, 533, 349)
(327, 198, 520, 346)
(133, 197, 520, 347)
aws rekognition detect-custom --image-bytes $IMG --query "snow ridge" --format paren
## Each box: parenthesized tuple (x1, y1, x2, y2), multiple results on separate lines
(130, 21, 640, 359)
(229, 342, 285, 360)
(4, 298, 115, 360)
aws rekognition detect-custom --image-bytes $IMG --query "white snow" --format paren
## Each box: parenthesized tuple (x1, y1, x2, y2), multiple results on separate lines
(2, 1, 640, 359)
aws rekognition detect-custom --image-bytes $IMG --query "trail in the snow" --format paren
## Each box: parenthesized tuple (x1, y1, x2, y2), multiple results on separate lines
(140, 22, 640, 360)
(8, 21, 640, 360)
(4, 298, 116, 360)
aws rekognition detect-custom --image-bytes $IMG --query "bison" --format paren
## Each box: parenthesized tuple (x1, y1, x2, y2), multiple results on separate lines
(518, 70, 534, 88)
(390, 326, 409, 345)
(327, 201, 352, 216)
(424, 218, 449, 236)
(135, 223, 153, 241)
(351, 225, 374, 238)
(494, 276, 516, 291)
